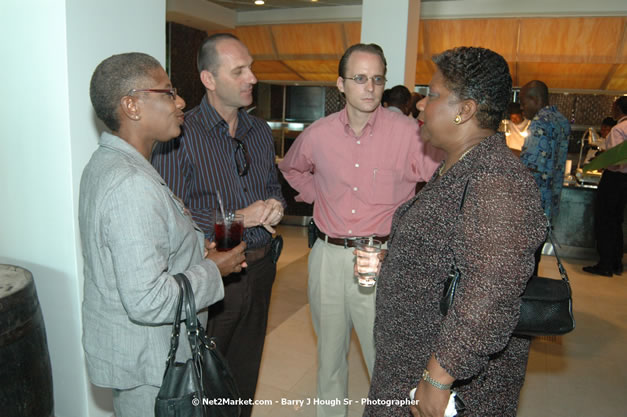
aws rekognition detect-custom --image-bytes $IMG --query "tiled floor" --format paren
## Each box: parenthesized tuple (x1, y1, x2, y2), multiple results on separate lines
(253, 225, 627, 417)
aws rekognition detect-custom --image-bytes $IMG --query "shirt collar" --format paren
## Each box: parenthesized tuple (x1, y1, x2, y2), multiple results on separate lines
(199, 94, 254, 139)
(99, 131, 163, 181)
(338, 105, 382, 137)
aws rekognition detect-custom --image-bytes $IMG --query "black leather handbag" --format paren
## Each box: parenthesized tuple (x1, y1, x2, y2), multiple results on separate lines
(155, 273, 241, 417)
(439, 181, 575, 337)
(440, 225, 575, 337)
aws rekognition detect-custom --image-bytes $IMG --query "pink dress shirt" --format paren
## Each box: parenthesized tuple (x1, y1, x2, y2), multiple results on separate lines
(278, 105, 443, 238)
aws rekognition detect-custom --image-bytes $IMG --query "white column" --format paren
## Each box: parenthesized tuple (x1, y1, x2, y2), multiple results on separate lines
(360, 0, 421, 89)
(1, 1, 166, 416)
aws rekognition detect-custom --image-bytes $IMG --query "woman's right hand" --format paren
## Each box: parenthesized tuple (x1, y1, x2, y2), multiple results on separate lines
(353, 248, 387, 276)
(205, 241, 247, 276)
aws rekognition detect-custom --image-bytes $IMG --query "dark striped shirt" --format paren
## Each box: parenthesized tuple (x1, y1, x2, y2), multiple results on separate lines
(152, 95, 285, 249)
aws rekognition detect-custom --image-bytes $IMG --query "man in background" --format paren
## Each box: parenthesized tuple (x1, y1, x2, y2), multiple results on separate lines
(501, 102, 530, 156)
(583, 96, 627, 277)
(519, 80, 571, 275)
(279, 43, 441, 417)
(152, 33, 285, 417)
(382, 84, 411, 115)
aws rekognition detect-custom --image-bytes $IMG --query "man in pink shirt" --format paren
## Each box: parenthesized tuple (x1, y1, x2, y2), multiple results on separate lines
(278, 43, 442, 417)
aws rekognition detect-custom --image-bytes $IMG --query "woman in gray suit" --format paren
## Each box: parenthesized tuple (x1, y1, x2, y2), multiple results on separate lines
(79, 53, 246, 417)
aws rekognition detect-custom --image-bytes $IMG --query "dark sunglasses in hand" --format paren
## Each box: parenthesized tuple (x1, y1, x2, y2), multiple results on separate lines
(233, 138, 251, 177)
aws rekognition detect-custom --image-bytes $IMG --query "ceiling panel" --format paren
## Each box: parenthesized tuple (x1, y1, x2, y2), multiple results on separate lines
(252, 60, 293, 73)
(607, 64, 627, 91)
(282, 59, 338, 74)
(234, 26, 276, 57)
(343, 22, 361, 47)
(518, 17, 625, 63)
(421, 19, 519, 61)
(517, 62, 613, 89)
(199, 16, 627, 90)
(271, 23, 346, 57)
(414, 60, 436, 85)
(253, 73, 306, 81)
(299, 73, 341, 82)
(211, 0, 362, 12)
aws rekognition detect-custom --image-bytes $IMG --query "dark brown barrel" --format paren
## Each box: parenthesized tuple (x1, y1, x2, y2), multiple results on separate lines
(0, 264, 54, 417)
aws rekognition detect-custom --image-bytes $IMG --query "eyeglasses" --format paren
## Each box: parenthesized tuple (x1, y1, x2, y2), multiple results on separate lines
(343, 74, 386, 86)
(233, 138, 251, 177)
(128, 88, 178, 100)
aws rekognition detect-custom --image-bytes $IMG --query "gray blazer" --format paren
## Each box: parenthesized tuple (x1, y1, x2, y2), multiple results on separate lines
(79, 132, 224, 389)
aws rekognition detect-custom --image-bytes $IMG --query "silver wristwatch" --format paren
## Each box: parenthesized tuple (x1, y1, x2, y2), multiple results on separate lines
(422, 369, 452, 390)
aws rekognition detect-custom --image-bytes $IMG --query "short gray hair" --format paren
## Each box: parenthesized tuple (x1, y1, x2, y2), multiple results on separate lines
(197, 33, 241, 74)
(89, 52, 162, 131)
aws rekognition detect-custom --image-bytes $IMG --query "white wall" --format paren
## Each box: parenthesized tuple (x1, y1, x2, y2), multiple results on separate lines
(0, 1, 165, 416)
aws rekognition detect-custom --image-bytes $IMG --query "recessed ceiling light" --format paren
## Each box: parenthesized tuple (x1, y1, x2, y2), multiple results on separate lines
(254, 0, 264, 5)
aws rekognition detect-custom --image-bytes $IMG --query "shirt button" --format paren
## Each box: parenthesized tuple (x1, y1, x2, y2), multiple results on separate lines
(351, 209, 356, 214)
(355, 163, 360, 168)
(348, 230, 353, 234)
(357, 140, 361, 145)
(353, 187, 358, 191)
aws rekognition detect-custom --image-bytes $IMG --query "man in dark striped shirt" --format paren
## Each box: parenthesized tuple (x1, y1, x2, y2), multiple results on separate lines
(152, 33, 285, 417)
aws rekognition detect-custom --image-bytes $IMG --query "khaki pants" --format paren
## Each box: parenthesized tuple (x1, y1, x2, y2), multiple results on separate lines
(308, 239, 379, 417)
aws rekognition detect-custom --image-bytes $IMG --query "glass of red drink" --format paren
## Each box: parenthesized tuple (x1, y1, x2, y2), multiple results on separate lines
(214, 211, 244, 251)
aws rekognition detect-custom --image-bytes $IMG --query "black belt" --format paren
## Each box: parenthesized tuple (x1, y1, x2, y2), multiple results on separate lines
(245, 243, 271, 264)
(316, 230, 389, 248)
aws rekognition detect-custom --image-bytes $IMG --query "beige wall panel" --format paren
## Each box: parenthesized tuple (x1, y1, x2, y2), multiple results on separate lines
(518, 17, 624, 63)
(421, 19, 518, 61)
(271, 23, 346, 56)
(518, 62, 612, 89)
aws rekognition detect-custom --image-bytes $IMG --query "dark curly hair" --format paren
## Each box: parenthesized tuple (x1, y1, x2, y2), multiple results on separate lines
(433, 47, 512, 130)
(90, 52, 162, 131)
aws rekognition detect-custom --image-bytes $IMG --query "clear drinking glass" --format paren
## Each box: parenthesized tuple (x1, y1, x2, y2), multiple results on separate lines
(354, 239, 382, 287)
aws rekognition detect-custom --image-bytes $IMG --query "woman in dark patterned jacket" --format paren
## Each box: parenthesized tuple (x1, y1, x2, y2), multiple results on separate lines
(363, 47, 546, 417)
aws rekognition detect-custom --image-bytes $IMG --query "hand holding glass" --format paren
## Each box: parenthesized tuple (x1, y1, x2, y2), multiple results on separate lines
(354, 239, 382, 287)
(214, 211, 244, 251)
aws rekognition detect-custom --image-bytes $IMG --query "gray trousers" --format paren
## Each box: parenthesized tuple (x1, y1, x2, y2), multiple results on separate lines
(113, 385, 159, 417)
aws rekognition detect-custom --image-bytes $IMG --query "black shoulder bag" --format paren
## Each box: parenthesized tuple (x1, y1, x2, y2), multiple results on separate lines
(155, 273, 241, 417)
(439, 180, 575, 337)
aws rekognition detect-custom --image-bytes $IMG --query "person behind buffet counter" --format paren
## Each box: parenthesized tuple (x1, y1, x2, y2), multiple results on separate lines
(278, 43, 443, 417)
(582, 117, 616, 165)
(500, 102, 530, 156)
(362, 46, 546, 417)
(519, 80, 570, 276)
(583, 96, 627, 277)
(80, 52, 246, 417)
(151, 33, 286, 417)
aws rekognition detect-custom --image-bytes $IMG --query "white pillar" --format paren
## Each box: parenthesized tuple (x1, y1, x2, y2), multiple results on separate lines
(360, 0, 421, 89)
(1, 1, 166, 416)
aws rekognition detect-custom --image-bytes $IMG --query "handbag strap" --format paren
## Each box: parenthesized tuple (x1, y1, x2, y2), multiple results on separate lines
(456, 179, 569, 285)
(544, 217, 570, 284)
(175, 273, 203, 355)
(165, 274, 186, 366)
